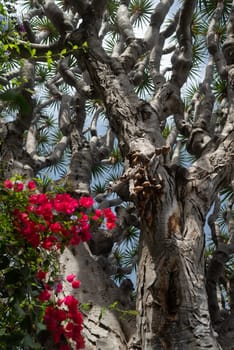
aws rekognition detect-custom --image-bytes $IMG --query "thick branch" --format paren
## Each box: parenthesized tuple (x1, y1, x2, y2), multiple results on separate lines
(171, 0, 196, 87)
(207, 0, 227, 78)
(116, 0, 135, 44)
(44, 0, 73, 35)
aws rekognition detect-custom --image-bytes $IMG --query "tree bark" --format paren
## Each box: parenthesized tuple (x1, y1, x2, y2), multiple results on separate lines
(2, 1, 234, 349)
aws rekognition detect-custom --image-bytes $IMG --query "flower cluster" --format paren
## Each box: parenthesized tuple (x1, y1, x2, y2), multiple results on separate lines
(2, 178, 117, 350)
(38, 272, 84, 350)
(103, 208, 117, 230)
(4, 179, 116, 251)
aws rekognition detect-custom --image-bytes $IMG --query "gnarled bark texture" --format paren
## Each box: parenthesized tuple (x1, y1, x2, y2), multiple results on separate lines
(1, 0, 234, 349)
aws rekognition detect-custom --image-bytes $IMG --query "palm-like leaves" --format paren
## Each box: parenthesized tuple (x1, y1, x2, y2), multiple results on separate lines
(91, 164, 110, 181)
(91, 182, 109, 196)
(123, 226, 140, 247)
(198, 0, 233, 23)
(220, 187, 234, 203)
(122, 243, 139, 270)
(31, 17, 59, 44)
(135, 69, 154, 99)
(1, 0, 233, 302)
(212, 77, 227, 103)
(216, 202, 229, 235)
(129, 0, 153, 28)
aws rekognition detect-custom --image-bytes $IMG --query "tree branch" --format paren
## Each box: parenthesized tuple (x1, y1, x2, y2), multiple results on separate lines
(207, 0, 227, 79)
(171, 0, 196, 87)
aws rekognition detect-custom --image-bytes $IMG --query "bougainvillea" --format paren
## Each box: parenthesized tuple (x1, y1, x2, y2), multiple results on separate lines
(0, 178, 116, 349)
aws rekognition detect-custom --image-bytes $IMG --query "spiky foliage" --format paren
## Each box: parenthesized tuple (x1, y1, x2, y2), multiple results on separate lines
(198, 0, 233, 22)
(129, 0, 153, 27)
(1, 1, 234, 347)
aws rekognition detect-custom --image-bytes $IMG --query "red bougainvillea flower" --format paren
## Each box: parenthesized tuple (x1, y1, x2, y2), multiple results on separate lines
(71, 280, 80, 289)
(103, 208, 116, 229)
(4, 179, 14, 189)
(106, 221, 116, 230)
(14, 182, 24, 192)
(75, 336, 85, 350)
(50, 222, 63, 233)
(79, 196, 94, 208)
(29, 193, 49, 205)
(66, 274, 76, 283)
(69, 226, 81, 245)
(4, 178, 117, 350)
(38, 290, 51, 301)
(53, 193, 79, 214)
(59, 344, 70, 350)
(78, 213, 92, 241)
(103, 208, 116, 221)
(41, 236, 57, 250)
(63, 295, 79, 308)
(44, 300, 84, 349)
(36, 270, 47, 280)
(35, 202, 53, 221)
(27, 180, 36, 190)
(92, 209, 103, 221)
(56, 282, 63, 293)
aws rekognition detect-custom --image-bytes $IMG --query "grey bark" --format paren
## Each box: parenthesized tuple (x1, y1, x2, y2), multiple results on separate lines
(1, 1, 234, 349)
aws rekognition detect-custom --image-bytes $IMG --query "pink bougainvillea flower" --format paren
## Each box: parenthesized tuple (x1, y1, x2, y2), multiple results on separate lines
(71, 280, 80, 289)
(26, 204, 35, 212)
(4, 179, 14, 189)
(66, 274, 76, 283)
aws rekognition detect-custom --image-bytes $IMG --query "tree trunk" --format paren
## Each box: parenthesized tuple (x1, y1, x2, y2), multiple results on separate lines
(137, 193, 221, 349)
(60, 245, 133, 350)
(2, 1, 234, 349)
(68, 39, 234, 348)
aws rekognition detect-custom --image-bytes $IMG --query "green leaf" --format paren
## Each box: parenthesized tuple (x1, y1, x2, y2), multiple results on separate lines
(31, 48, 37, 57)
(80, 303, 92, 312)
(109, 301, 118, 310)
(98, 306, 106, 320)
(46, 50, 53, 70)
(60, 48, 67, 58)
